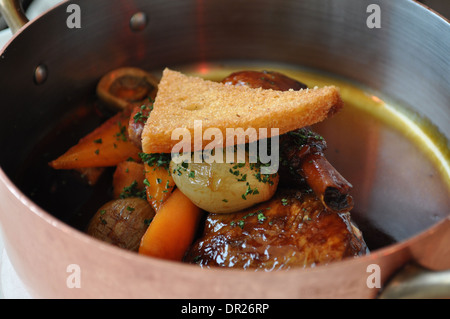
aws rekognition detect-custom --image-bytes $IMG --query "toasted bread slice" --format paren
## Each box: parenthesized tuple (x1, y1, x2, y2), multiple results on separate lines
(142, 68, 343, 154)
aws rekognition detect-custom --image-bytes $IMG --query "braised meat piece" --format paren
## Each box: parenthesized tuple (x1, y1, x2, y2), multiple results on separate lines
(222, 70, 307, 91)
(128, 101, 153, 148)
(185, 189, 368, 270)
(279, 127, 354, 212)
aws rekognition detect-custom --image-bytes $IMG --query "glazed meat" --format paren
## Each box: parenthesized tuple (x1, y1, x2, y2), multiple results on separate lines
(128, 101, 153, 148)
(279, 127, 354, 212)
(185, 189, 368, 269)
(222, 70, 307, 91)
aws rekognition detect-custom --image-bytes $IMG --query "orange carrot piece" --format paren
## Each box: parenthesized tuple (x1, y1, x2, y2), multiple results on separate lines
(112, 161, 146, 199)
(49, 111, 141, 169)
(144, 163, 175, 212)
(139, 188, 203, 261)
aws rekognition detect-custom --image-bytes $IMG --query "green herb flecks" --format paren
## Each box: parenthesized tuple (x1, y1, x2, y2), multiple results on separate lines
(115, 121, 128, 142)
(133, 103, 154, 124)
(139, 152, 171, 171)
(241, 182, 259, 200)
(230, 208, 269, 229)
(119, 180, 146, 200)
(99, 209, 107, 225)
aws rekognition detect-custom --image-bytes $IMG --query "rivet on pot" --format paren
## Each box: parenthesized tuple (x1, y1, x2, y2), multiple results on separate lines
(34, 64, 48, 85)
(130, 12, 148, 32)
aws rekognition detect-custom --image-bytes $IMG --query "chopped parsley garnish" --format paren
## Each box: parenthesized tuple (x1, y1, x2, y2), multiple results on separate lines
(99, 209, 107, 225)
(139, 152, 171, 170)
(230, 209, 269, 229)
(257, 212, 267, 223)
(242, 182, 259, 200)
(288, 128, 325, 148)
(119, 180, 146, 200)
(115, 122, 128, 141)
(133, 104, 154, 124)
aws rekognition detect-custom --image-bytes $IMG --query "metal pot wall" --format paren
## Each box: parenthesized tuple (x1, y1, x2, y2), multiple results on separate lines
(0, 0, 449, 298)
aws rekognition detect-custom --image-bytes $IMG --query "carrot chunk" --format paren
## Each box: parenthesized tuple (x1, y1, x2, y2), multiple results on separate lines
(112, 161, 146, 199)
(144, 163, 175, 212)
(139, 188, 203, 261)
(49, 111, 141, 169)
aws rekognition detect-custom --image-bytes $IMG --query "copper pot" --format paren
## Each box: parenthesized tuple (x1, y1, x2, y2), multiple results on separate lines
(0, 0, 449, 298)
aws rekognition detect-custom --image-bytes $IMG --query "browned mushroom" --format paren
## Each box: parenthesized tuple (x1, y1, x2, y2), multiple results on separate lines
(86, 198, 155, 251)
(96, 67, 159, 111)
